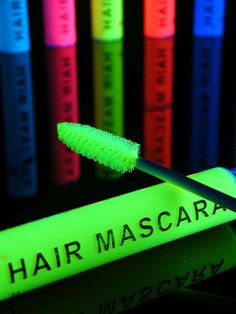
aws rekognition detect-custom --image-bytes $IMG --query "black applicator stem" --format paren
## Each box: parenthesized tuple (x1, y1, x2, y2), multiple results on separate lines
(136, 158, 236, 212)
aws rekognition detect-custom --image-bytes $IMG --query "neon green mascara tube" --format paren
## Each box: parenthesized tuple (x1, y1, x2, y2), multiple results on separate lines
(0, 167, 236, 301)
(5, 224, 236, 313)
(90, 0, 123, 40)
(4, 224, 236, 314)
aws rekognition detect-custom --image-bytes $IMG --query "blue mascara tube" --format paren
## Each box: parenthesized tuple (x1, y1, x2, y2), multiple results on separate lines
(0, 0, 31, 53)
(0, 52, 38, 198)
(193, 0, 226, 36)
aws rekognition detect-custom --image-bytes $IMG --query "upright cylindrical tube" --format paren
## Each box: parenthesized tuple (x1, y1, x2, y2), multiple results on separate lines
(193, 0, 226, 36)
(144, 0, 176, 38)
(0, 0, 31, 53)
(90, 0, 123, 40)
(42, 0, 77, 46)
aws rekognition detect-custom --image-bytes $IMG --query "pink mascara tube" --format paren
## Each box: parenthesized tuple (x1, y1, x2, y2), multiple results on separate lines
(42, 0, 77, 46)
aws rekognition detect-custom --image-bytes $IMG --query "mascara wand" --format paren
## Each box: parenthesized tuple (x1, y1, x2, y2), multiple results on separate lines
(57, 122, 236, 212)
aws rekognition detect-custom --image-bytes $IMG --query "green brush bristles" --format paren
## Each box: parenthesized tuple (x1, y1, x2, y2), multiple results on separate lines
(57, 122, 140, 173)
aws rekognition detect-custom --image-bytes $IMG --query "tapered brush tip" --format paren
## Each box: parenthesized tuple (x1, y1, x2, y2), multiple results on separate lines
(57, 122, 140, 173)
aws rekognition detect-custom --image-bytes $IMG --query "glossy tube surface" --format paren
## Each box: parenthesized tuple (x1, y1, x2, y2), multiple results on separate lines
(0, 0, 30, 52)
(193, 0, 226, 36)
(42, 0, 77, 46)
(3, 224, 236, 312)
(144, 0, 176, 38)
(0, 167, 236, 300)
(91, 0, 123, 40)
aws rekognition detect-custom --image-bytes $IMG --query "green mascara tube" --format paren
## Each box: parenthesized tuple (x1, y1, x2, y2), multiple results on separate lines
(0, 167, 236, 301)
(3, 224, 236, 312)
(90, 0, 123, 40)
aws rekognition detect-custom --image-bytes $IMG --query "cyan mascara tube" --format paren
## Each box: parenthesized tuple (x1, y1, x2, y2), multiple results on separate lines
(0, 0, 31, 53)
(0, 167, 236, 300)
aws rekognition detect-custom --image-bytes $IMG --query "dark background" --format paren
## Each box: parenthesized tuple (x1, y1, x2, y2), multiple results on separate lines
(1, 0, 236, 312)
